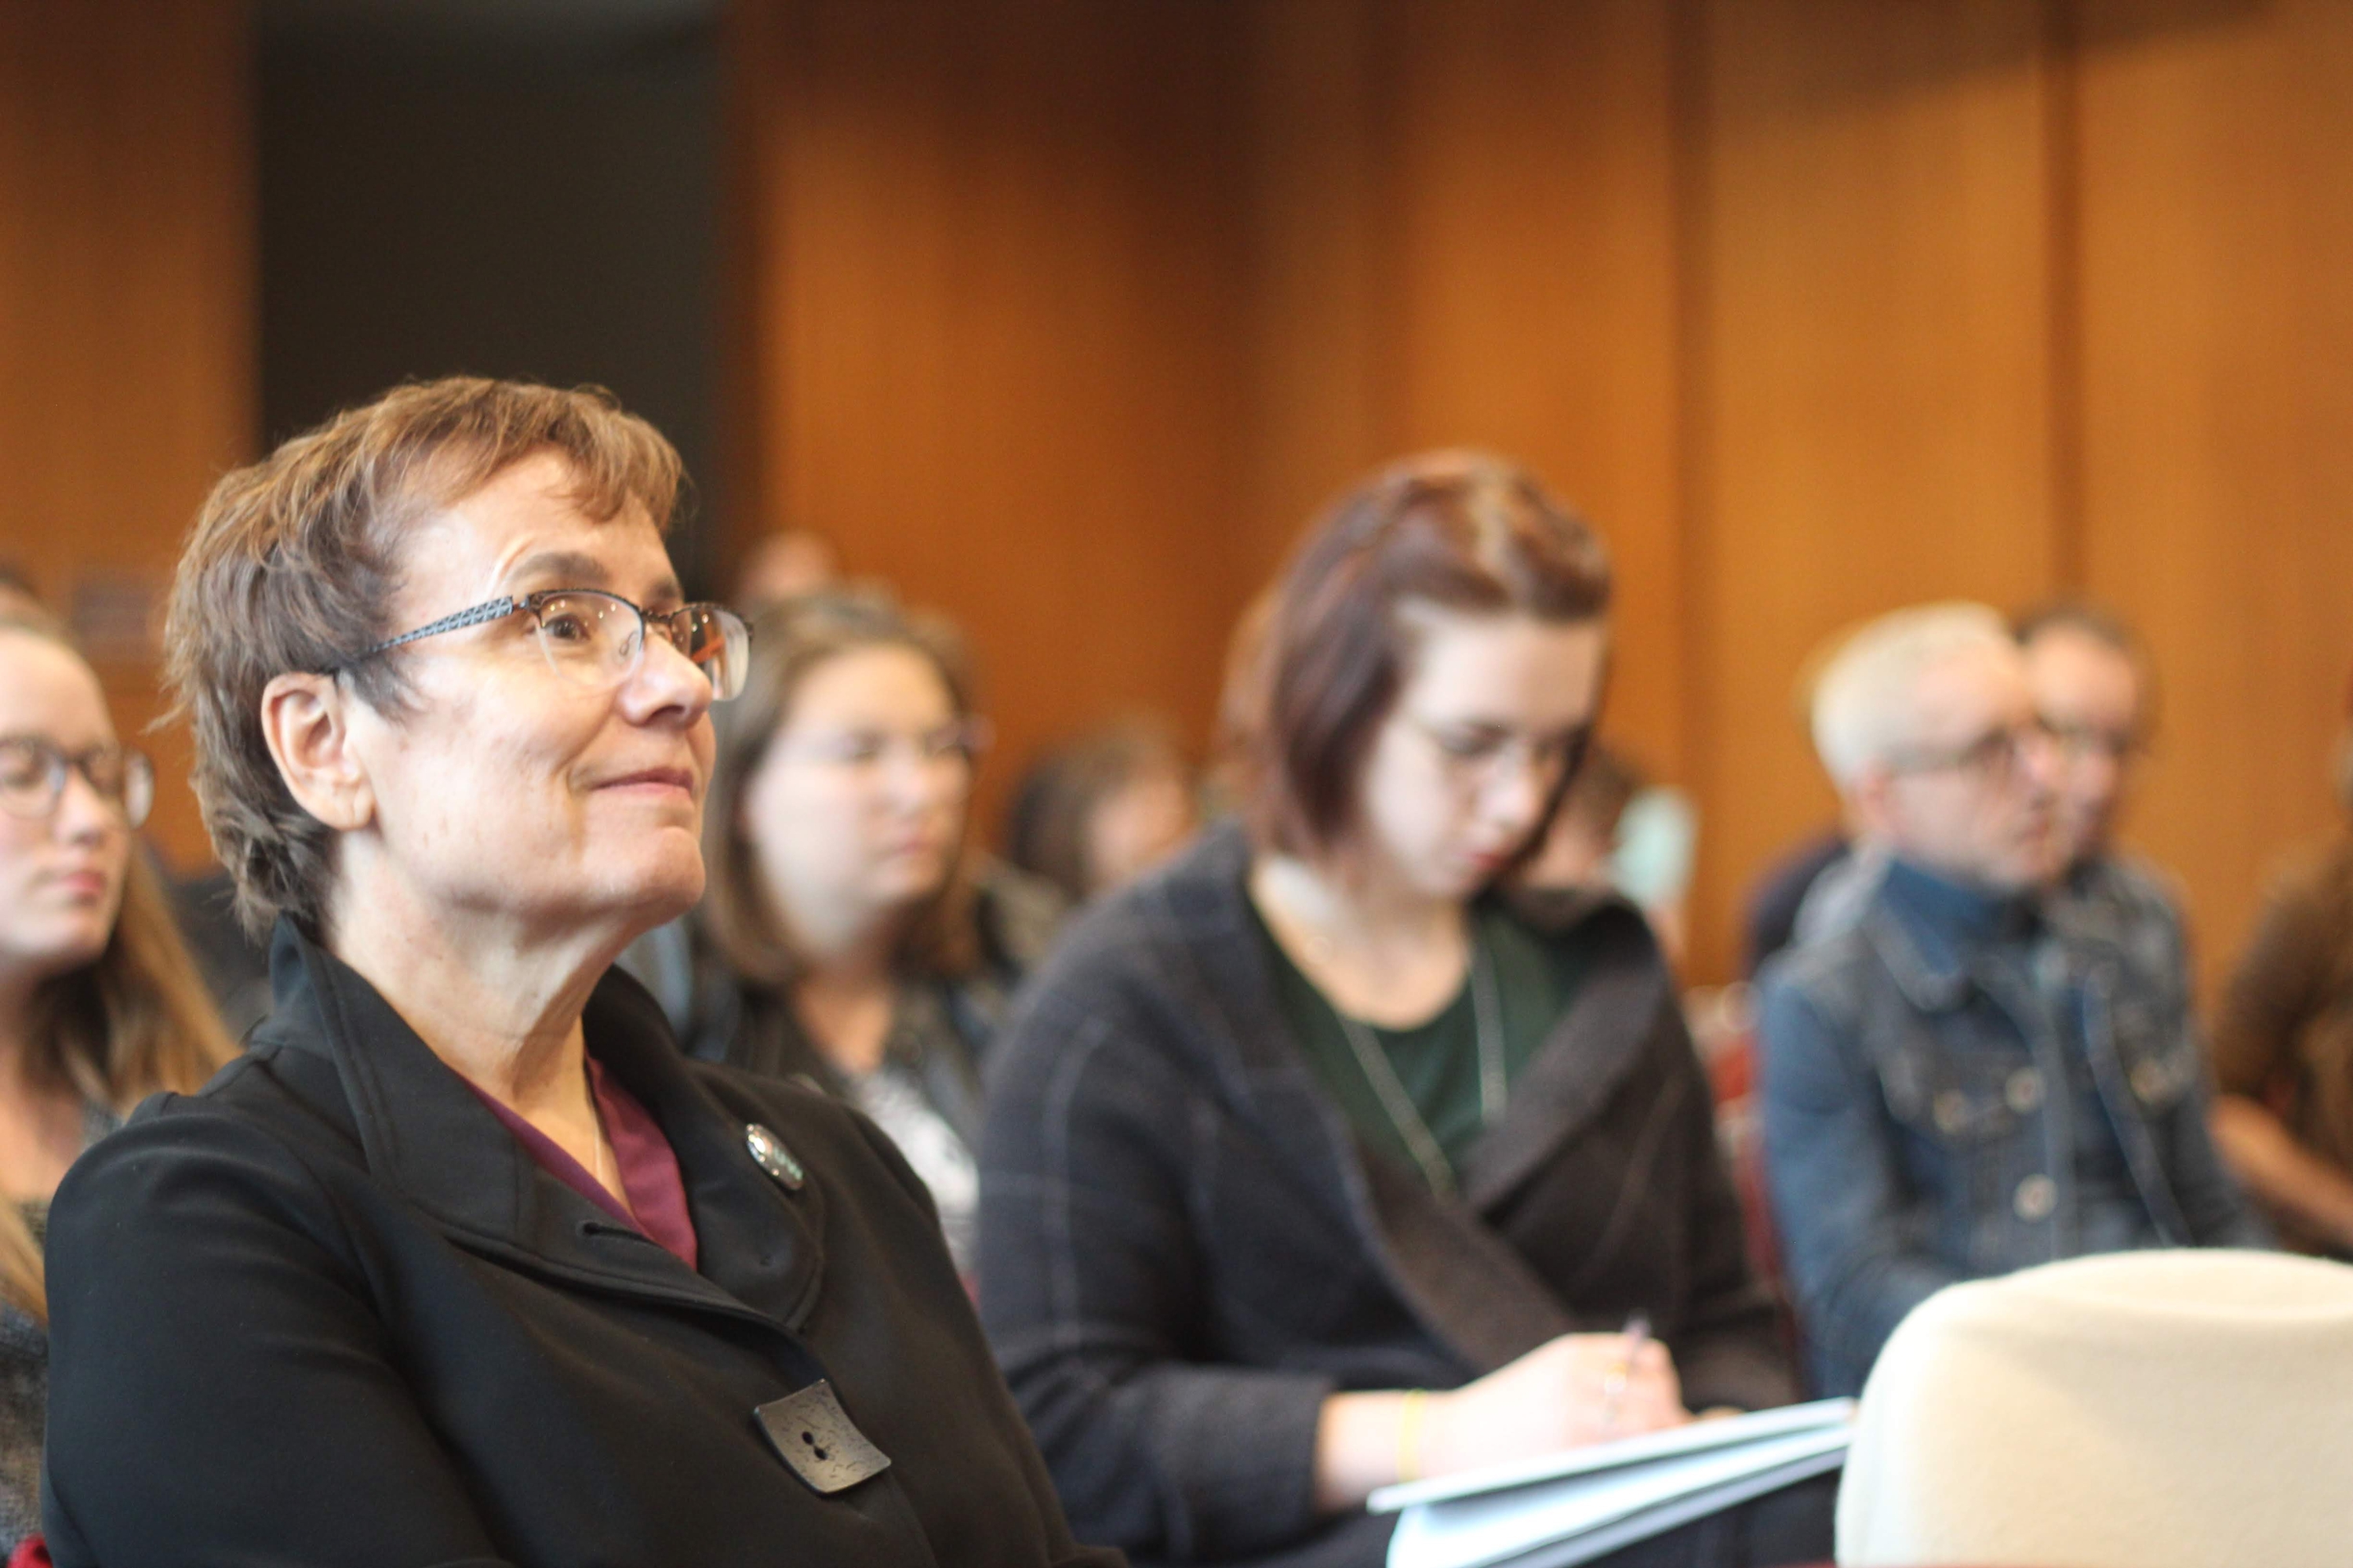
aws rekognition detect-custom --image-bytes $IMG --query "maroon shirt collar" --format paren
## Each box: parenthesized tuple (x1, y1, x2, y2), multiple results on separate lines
(464, 1057, 700, 1271)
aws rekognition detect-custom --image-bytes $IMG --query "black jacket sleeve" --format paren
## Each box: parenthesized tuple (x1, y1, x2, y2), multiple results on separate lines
(979, 985, 1335, 1565)
(42, 1096, 510, 1568)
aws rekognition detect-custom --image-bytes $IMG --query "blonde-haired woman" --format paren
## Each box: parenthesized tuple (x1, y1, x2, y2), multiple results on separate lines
(0, 611, 233, 1550)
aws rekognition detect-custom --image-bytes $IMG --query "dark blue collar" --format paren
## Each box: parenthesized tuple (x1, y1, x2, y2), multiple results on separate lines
(1882, 857, 2037, 941)
(1864, 857, 2042, 1011)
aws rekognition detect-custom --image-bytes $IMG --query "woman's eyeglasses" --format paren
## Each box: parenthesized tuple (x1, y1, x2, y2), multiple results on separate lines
(770, 720, 993, 777)
(1408, 717, 1593, 794)
(348, 590, 751, 700)
(0, 737, 155, 828)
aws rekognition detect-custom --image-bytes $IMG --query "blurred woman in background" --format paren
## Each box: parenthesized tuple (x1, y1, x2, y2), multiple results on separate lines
(0, 611, 233, 1552)
(637, 590, 1063, 1274)
(979, 452, 1825, 1568)
(1003, 715, 1198, 905)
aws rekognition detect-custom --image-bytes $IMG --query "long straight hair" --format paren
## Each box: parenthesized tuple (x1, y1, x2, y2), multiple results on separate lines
(0, 618, 237, 1322)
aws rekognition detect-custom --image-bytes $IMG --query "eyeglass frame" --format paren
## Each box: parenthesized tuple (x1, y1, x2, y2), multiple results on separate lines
(763, 717, 995, 776)
(0, 735, 157, 829)
(1882, 717, 2060, 783)
(341, 588, 751, 700)
(2040, 715, 2144, 766)
(1403, 715, 1595, 794)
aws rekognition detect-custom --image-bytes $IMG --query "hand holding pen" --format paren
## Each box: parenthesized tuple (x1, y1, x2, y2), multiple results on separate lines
(1402, 1315, 1686, 1478)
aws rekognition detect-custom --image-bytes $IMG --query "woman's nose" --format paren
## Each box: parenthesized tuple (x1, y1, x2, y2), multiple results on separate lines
(51, 764, 120, 842)
(1482, 758, 1551, 834)
(622, 633, 716, 726)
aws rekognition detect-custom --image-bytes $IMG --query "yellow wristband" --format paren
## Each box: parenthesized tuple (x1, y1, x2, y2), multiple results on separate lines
(1397, 1389, 1428, 1484)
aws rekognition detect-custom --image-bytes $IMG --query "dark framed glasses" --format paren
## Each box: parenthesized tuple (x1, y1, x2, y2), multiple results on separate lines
(0, 737, 155, 828)
(351, 589, 751, 700)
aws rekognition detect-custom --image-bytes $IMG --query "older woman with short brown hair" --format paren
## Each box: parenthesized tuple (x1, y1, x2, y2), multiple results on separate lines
(38, 377, 1119, 1568)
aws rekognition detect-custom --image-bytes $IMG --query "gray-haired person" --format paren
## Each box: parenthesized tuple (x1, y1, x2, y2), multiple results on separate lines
(1757, 602, 2265, 1398)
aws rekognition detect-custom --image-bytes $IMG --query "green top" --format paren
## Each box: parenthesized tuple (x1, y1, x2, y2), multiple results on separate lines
(1255, 899, 1592, 1194)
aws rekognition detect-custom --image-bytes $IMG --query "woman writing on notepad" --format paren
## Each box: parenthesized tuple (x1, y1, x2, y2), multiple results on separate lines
(978, 453, 1832, 1568)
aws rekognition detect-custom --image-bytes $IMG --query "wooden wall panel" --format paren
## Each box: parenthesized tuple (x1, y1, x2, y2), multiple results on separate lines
(1377, 0, 1686, 780)
(2077, 0, 2353, 989)
(734, 1, 1251, 829)
(1234, 0, 1386, 591)
(730, 0, 2353, 985)
(1688, 0, 2062, 978)
(0, 0, 254, 869)
(1237, 0, 1683, 775)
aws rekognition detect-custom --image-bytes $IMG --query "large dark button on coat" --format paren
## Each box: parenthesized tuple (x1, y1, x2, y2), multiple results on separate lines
(746, 1122, 806, 1190)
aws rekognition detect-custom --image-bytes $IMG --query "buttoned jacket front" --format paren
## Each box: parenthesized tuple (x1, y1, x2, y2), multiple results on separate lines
(1758, 857, 2268, 1397)
(40, 921, 1118, 1568)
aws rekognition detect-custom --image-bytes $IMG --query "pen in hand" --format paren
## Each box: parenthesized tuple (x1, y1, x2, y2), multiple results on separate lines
(1598, 1312, 1650, 1435)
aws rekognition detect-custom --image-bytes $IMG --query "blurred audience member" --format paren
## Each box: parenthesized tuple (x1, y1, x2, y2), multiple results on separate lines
(0, 568, 45, 628)
(1788, 598, 2166, 961)
(1003, 716, 1198, 904)
(1744, 830, 1851, 977)
(0, 613, 233, 1552)
(1758, 603, 2263, 1398)
(734, 527, 839, 612)
(629, 590, 1062, 1273)
(1742, 627, 1868, 976)
(1517, 742, 1696, 966)
(2209, 684, 2353, 1254)
(2015, 601, 2154, 878)
(981, 452, 1827, 1568)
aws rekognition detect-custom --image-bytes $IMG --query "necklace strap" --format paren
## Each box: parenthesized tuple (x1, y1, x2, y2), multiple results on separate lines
(1330, 933, 1506, 1200)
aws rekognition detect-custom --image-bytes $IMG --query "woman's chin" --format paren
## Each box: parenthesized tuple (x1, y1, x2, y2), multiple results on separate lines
(601, 852, 707, 935)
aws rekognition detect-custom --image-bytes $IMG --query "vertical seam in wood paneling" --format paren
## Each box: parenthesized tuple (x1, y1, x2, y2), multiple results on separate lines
(2043, 0, 2086, 595)
(716, 0, 781, 590)
(1667, 0, 1721, 973)
(1362, 0, 1410, 456)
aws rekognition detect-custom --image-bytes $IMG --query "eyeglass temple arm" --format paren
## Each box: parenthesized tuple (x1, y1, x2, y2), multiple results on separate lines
(355, 595, 524, 660)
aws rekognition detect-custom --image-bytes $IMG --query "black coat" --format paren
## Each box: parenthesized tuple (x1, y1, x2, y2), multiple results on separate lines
(41, 920, 1121, 1568)
(977, 824, 1800, 1568)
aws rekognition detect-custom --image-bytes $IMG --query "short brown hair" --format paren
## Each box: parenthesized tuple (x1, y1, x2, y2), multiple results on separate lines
(164, 377, 684, 940)
(1229, 449, 1613, 856)
(699, 587, 989, 986)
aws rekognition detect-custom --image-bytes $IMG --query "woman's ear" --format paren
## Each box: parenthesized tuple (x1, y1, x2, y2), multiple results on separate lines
(260, 672, 376, 832)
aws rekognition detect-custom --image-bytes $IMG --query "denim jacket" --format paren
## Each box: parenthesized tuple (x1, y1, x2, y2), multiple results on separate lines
(1758, 855, 2268, 1395)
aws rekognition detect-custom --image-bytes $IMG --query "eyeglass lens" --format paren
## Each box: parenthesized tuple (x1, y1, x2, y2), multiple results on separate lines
(528, 592, 749, 700)
(0, 738, 155, 828)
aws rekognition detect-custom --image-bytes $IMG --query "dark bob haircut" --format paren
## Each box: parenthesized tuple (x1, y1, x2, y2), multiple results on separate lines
(1227, 449, 1613, 857)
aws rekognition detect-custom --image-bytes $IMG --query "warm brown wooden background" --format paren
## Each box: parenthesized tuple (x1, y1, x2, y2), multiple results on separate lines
(0, 0, 253, 873)
(729, 0, 2353, 988)
(6, 0, 2352, 992)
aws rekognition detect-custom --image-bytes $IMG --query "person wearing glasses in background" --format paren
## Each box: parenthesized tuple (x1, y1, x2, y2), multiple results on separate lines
(0, 609, 234, 1557)
(980, 453, 1830, 1568)
(1757, 602, 2266, 1400)
(625, 589, 1065, 1279)
(37, 380, 1119, 1568)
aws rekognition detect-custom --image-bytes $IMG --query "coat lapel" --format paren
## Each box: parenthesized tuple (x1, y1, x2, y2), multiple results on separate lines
(261, 920, 825, 1332)
(1460, 895, 1671, 1210)
(1140, 828, 1649, 1377)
